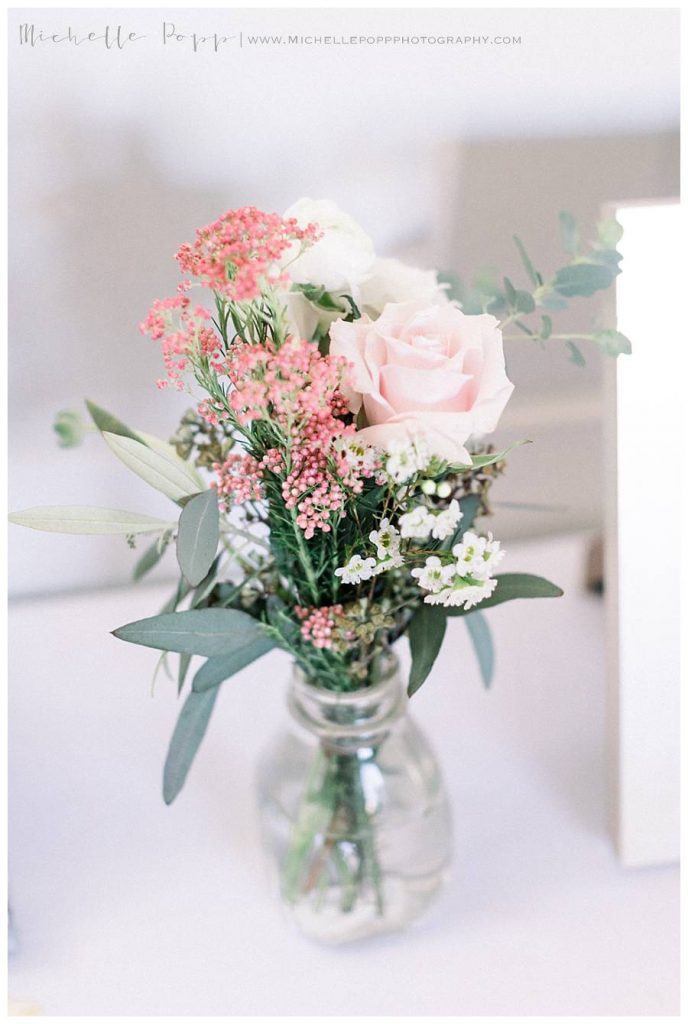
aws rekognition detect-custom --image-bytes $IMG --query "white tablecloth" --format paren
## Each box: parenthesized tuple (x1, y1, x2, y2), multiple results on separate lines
(8, 534, 679, 1015)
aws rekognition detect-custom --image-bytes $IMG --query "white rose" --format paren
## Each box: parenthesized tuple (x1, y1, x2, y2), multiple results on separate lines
(283, 197, 376, 296)
(359, 258, 450, 318)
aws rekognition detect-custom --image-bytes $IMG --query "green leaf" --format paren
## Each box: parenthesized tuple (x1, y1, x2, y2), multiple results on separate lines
(9, 506, 175, 535)
(54, 410, 87, 448)
(160, 576, 192, 615)
(355, 483, 386, 514)
(86, 399, 143, 443)
(540, 293, 568, 311)
(596, 217, 623, 250)
(559, 211, 579, 256)
(265, 595, 301, 646)
(178, 653, 192, 695)
(566, 340, 586, 367)
(101, 432, 200, 502)
(553, 263, 614, 298)
(540, 314, 552, 339)
(133, 535, 170, 580)
(407, 604, 447, 697)
(445, 493, 481, 548)
(514, 290, 536, 314)
(295, 283, 345, 312)
(464, 611, 494, 689)
(454, 441, 530, 473)
(190, 556, 222, 608)
(176, 490, 220, 587)
(512, 235, 538, 286)
(503, 277, 517, 306)
(192, 635, 275, 692)
(444, 573, 563, 616)
(163, 687, 219, 804)
(593, 329, 632, 356)
(112, 607, 270, 657)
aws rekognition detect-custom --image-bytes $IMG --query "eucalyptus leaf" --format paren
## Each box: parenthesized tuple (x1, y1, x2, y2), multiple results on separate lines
(54, 410, 87, 448)
(464, 611, 494, 689)
(596, 217, 623, 249)
(445, 493, 481, 548)
(515, 290, 536, 314)
(566, 340, 586, 367)
(593, 329, 632, 356)
(9, 506, 174, 535)
(112, 607, 271, 657)
(553, 263, 614, 298)
(454, 441, 530, 473)
(86, 399, 143, 443)
(192, 635, 275, 692)
(176, 490, 220, 587)
(407, 604, 447, 697)
(178, 653, 192, 695)
(512, 235, 538, 286)
(102, 432, 200, 501)
(133, 535, 169, 580)
(163, 687, 220, 804)
(559, 211, 579, 256)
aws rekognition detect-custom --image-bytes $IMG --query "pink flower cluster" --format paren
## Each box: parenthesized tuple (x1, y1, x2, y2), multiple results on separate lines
(175, 206, 320, 301)
(139, 291, 219, 390)
(295, 604, 345, 649)
(220, 336, 375, 537)
(213, 453, 263, 511)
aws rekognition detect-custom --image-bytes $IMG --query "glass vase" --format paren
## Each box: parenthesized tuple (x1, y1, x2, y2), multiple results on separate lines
(255, 654, 452, 944)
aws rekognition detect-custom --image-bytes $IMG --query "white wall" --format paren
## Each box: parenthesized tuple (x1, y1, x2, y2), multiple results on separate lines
(8, 8, 679, 595)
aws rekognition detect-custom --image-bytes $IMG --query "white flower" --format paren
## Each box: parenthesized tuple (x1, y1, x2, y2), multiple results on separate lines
(411, 556, 456, 594)
(424, 577, 498, 609)
(369, 518, 401, 560)
(373, 551, 405, 575)
(334, 554, 377, 585)
(359, 257, 450, 319)
(428, 499, 463, 540)
(336, 436, 378, 474)
(283, 198, 375, 297)
(452, 530, 504, 580)
(399, 505, 433, 539)
(385, 435, 430, 483)
(478, 532, 505, 577)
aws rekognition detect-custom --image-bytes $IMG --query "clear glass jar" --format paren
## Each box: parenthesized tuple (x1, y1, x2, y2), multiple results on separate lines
(255, 655, 452, 944)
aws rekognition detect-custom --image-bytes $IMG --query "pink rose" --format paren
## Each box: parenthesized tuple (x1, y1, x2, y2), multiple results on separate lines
(330, 301, 514, 464)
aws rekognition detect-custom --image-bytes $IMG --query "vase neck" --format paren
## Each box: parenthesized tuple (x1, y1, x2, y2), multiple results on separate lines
(288, 656, 406, 750)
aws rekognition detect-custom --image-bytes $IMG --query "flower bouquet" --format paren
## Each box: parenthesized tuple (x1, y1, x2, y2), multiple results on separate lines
(11, 199, 629, 943)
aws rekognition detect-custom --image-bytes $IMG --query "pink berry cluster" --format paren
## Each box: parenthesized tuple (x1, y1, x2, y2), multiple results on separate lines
(139, 290, 219, 390)
(175, 206, 320, 301)
(220, 336, 375, 538)
(295, 604, 345, 649)
(212, 453, 264, 511)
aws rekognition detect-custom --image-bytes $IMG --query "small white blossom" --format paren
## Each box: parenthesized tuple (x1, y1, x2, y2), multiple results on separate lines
(373, 551, 405, 575)
(399, 505, 433, 539)
(384, 436, 430, 484)
(335, 554, 377, 585)
(436, 481, 452, 499)
(423, 577, 498, 609)
(428, 499, 463, 540)
(452, 530, 504, 580)
(369, 518, 401, 560)
(411, 556, 456, 594)
(337, 436, 378, 474)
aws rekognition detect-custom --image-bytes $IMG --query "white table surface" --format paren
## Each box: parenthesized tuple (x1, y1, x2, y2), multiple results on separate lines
(8, 534, 679, 1016)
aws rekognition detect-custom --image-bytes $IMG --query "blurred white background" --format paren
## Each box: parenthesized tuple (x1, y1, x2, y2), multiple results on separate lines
(8, 6, 679, 595)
